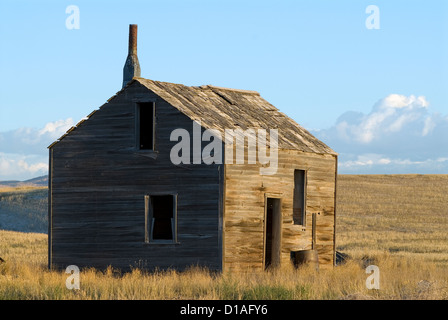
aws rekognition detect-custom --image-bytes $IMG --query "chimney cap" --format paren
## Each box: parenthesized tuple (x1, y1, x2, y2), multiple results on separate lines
(128, 24, 138, 55)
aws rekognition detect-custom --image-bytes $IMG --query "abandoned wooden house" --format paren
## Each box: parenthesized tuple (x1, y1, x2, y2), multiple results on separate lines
(48, 25, 338, 272)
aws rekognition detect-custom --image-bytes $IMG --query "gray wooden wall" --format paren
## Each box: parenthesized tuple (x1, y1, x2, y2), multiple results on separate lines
(49, 82, 223, 271)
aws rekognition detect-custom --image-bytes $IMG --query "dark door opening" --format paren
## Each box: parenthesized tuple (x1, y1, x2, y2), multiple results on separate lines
(265, 198, 282, 269)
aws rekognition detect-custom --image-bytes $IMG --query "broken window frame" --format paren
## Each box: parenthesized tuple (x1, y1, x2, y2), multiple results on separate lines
(144, 193, 178, 244)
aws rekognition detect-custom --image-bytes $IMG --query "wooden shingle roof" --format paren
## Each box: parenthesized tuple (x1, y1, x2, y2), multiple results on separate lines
(49, 77, 336, 155)
(135, 78, 336, 155)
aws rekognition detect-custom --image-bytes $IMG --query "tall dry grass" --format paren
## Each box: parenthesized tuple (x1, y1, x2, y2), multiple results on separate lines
(1, 175, 448, 300)
(1, 242, 446, 300)
(336, 174, 448, 267)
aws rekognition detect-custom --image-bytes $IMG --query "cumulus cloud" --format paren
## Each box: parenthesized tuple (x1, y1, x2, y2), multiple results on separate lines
(0, 118, 73, 180)
(0, 118, 74, 154)
(313, 94, 448, 174)
(328, 94, 432, 144)
(0, 153, 48, 181)
(39, 118, 74, 139)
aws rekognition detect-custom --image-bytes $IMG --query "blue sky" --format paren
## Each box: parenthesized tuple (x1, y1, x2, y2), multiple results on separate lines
(0, 0, 447, 180)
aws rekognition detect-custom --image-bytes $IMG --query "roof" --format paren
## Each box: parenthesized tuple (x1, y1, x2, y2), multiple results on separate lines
(49, 77, 336, 155)
(136, 78, 336, 155)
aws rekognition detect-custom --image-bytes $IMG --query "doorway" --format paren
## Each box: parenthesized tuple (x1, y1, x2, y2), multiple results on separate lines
(264, 197, 282, 269)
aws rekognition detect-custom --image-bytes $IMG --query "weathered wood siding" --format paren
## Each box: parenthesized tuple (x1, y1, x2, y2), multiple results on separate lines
(223, 148, 337, 272)
(49, 81, 223, 271)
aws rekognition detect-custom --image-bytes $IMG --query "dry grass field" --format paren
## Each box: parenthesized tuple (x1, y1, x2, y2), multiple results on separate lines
(0, 174, 447, 300)
(337, 174, 448, 266)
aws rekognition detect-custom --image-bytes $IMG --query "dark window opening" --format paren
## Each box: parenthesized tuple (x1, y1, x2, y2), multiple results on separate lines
(293, 169, 306, 225)
(145, 194, 177, 243)
(138, 102, 155, 150)
(152, 195, 173, 240)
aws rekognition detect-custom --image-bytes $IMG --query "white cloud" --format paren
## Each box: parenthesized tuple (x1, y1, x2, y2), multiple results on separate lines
(346, 94, 430, 143)
(39, 118, 74, 139)
(339, 154, 391, 168)
(0, 118, 73, 155)
(380, 94, 429, 110)
(0, 118, 73, 180)
(313, 94, 448, 174)
(18, 159, 48, 174)
(422, 116, 436, 136)
(387, 112, 420, 133)
(0, 153, 48, 181)
(339, 154, 448, 174)
(378, 158, 391, 165)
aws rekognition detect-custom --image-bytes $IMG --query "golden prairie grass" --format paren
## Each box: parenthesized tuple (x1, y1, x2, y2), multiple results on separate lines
(336, 174, 448, 267)
(0, 174, 447, 300)
(0, 186, 47, 193)
(1, 241, 447, 300)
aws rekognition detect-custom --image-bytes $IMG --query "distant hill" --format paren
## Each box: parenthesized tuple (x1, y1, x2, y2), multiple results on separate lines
(0, 175, 48, 189)
(0, 176, 48, 234)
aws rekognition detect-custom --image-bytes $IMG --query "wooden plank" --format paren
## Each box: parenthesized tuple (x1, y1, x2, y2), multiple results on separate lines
(48, 148, 53, 269)
(224, 149, 337, 271)
(50, 83, 224, 271)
